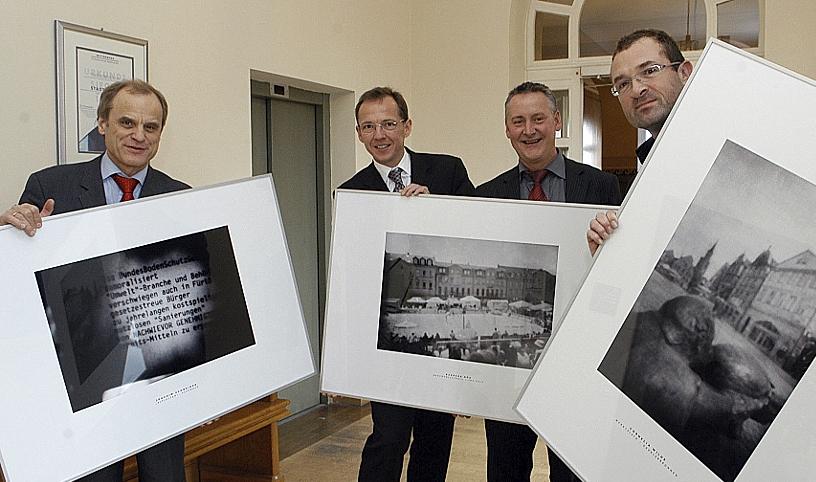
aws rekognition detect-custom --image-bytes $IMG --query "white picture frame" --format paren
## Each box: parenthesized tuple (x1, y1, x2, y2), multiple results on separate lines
(0, 176, 314, 481)
(516, 40, 816, 482)
(55, 20, 148, 164)
(321, 189, 612, 423)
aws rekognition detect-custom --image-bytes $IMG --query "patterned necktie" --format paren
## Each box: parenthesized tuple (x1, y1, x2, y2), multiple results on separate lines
(388, 167, 405, 192)
(112, 174, 140, 202)
(527, 170, 549, 201)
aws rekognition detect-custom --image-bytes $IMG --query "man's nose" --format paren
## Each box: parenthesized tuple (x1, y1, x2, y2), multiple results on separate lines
(630, 77, 649, 97)
(372, 124, 388, 137)
(131, 126, 146, 141)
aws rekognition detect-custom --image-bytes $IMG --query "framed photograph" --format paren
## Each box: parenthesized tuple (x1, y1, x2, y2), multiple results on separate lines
(56, 20, 148, 164)
(0, 176, 314, 481)
(320, 189, 613, 422)
(515, 40, 816, 482)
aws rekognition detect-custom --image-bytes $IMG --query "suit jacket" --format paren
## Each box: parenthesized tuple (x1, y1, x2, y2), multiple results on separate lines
(339, 149, 474, 196)
(17, 155, 189, 478)
(477, 156, 619, 482)
(475, 156, 621, 205)
(19, 156, 190, 213)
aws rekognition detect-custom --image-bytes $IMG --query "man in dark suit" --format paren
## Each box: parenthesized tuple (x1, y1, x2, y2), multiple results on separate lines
(340, 86, 474, 482)
(476, 82, 621, 482)
(587, 29, 693, 253)
(1, 79, 187, 482)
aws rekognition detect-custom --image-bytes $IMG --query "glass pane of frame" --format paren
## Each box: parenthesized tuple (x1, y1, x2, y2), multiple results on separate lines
(717, 0, 760, 48)
(553, 89, 568, 138)
(535, 12, 569, 60)
(580, 0, 706, 56)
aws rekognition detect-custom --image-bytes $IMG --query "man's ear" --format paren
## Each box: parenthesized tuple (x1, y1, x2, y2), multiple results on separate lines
(678, 60, 693, 84)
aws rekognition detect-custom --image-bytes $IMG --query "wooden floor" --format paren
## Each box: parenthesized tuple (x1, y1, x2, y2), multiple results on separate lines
(278, 403, 550, 481)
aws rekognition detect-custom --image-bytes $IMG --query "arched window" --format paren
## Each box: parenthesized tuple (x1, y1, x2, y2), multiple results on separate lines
(526, 0, 761, 179)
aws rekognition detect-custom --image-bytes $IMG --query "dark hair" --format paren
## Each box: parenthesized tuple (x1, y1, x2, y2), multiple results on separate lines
(504, 82, 557, 113)
(355, 87, 409, 122)
(97, 79, 169, 127)
(613, 29, 685, 64)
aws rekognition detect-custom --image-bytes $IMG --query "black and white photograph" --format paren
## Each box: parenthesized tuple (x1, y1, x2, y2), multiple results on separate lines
(0, 177, 314, 481)
(598, 140, 816, 482)
(323, 190, 600, 423)
(378, 232, 558, 369)
(36, 226, 256, 412)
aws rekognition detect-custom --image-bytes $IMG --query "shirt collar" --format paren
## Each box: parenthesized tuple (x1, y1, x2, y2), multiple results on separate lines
(373, 149, 412, 180)
(518, 149, 566, 179)
(100, 152, 149, 185)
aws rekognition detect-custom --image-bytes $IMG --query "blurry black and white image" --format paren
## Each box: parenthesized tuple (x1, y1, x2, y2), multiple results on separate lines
(37, 226, 255, 412)
(378, 232, 558, 369)
(598, 141, 816, 482)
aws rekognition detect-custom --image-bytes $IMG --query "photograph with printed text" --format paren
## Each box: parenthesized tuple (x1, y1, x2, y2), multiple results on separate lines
(36, 226, 255, 412)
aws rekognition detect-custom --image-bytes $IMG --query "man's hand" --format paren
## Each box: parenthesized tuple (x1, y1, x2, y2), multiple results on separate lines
(0, 199, 55, 237)
(400, 183, 430, 196)
(587, 210, 618, 256)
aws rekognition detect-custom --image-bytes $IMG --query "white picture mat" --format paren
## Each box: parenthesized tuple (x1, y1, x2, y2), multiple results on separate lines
(515, 40, 816, 482)
(321, 190, 611, 423)
(0, 175, 314, 481)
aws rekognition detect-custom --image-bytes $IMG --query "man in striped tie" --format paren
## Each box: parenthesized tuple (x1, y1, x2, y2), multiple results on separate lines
(339, 86, 474, 482)
(476, 81, 620, 482)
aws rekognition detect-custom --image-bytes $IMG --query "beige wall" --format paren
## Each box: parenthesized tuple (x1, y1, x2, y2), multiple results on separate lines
(0, 0, 411, 207)
(764, 0, 816, 79)
(2, 1, 815, 207)
(408, 0, 520, 186)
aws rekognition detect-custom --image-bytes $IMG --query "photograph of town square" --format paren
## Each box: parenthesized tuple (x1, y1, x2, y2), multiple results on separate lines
(377, 232, 558, 369)
(599, 141, 816, 482)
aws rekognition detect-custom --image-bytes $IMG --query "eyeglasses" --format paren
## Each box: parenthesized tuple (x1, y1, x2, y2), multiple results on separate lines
(611, 62, 682, 97)
(358, 119, 406, 135)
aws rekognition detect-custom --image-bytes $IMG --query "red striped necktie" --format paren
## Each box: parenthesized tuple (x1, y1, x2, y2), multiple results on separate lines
(528, 170, 549, 201)
(112, 174, 139, 202)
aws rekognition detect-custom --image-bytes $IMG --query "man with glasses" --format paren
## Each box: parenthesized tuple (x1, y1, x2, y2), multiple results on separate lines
(476, 81, 620, 482)
(339, 86, 474, 482)
(588, 29, 693, 253)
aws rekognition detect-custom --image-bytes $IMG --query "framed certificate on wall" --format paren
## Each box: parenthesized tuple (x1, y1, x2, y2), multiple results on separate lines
(55, 20, 148, 164)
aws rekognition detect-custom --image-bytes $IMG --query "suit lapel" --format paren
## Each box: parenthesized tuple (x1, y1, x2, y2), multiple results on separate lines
(359, 162, 390, 191)
(78, 157, 107, 209)
(501, 167, 521, 200)
(141, 167, 165, 198)
(564, 158, 586, 203)
(408, 150, 431, 188)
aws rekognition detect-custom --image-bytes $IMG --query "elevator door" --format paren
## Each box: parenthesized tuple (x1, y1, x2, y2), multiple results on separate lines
(251, 86, 328, 415)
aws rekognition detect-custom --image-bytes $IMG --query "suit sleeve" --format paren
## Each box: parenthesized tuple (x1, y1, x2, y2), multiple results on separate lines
(450, 157, 475, 196)
(606, 174, 623, 206)
(18, 172, 47, 210)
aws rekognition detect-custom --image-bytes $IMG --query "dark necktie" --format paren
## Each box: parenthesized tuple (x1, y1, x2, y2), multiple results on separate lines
(388, 167, 405, 192)
(112, 174, 140, 202)
(528, 170, 549, 201)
